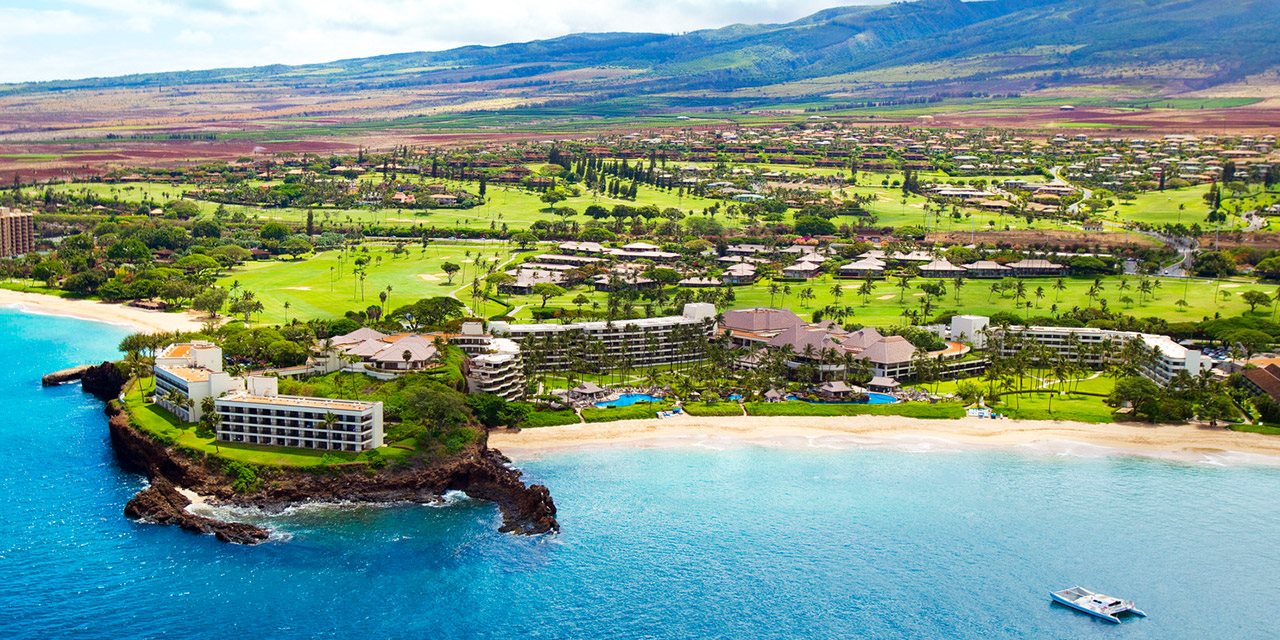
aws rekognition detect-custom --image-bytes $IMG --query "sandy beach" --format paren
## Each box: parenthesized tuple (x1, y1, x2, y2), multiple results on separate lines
(0, 289, 206, 333)
(490, 415, 1280, 465)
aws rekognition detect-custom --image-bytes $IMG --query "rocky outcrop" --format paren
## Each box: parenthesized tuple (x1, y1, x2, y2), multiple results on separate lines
(125, 477, 270, 544)
(42, 364, 93, 387)
(105, 402, 558, 544)
(80, 362, 128, 401)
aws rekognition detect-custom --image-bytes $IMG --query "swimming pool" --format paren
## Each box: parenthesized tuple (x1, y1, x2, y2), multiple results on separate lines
(788, 392, 899, 405)
(595, 393, 663, 408)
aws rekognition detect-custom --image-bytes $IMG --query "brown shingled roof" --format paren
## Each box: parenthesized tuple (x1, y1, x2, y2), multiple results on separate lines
(1244, 366, 1280, 401)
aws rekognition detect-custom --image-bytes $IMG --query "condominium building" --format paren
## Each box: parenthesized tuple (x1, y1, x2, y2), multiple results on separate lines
(978, 320, 1204, 385)
(0, 207, 34, 257)
(154, 341, 243, 422)
(489, 303, 718, 371)
(465, 338, 526, 401)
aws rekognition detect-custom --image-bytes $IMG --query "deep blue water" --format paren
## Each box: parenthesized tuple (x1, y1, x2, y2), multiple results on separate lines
(3, 309, 1280, 638)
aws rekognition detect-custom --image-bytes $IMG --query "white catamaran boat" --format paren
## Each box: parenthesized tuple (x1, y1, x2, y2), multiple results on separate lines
(1050, 586, 1147, 623)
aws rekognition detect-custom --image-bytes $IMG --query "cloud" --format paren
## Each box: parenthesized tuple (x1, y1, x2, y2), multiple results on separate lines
(2, 0, 884, 82)
(174, 29, 214, 46)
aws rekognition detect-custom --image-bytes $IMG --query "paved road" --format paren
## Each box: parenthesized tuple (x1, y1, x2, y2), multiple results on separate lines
(1051, 165, 1093, 216)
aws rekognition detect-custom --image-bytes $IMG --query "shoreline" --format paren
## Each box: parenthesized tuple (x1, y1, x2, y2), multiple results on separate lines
(490, 415, 1280, 466)
(0, 288, 206, 333)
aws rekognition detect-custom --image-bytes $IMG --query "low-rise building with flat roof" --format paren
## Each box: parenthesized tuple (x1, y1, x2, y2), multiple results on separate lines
(215, 376, 384, 452)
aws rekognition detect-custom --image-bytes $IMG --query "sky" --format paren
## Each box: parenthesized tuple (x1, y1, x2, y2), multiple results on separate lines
(0, 0, 883, 83)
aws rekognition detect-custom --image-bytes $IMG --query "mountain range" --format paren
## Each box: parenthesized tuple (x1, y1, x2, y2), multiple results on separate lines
(1, 0, 1277, 138)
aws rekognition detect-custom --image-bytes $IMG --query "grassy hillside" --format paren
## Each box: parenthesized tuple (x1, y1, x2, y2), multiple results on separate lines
(3, 0, 1275, 111)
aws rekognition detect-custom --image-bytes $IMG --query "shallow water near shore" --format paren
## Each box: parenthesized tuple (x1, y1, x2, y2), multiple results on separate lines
(2, 309, 1280, 639)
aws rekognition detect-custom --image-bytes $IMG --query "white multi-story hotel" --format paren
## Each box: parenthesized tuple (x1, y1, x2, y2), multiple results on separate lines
(489, 303, 718, 371)
(154, 342, 383, 451)
(215, 376, 383, 452)
(955, 316, 1206, 385)
(154, 341, 244, 422)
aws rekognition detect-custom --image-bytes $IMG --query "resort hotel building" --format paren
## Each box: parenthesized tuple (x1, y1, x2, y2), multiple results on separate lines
(950, 315, 1206, 385)
(153, 342, 384, 452)
(463, 336, 526, 401)
(327, 322, 528, 400)
(215, 376, 384, 453)
(154, 341, 244, 422)
(717, 307, 985, 384)
(0, 207, 35, 257)
(489, 303, 718, 371)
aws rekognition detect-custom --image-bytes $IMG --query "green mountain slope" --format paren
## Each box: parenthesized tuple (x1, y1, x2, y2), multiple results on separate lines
(3, 0, 1276, 104)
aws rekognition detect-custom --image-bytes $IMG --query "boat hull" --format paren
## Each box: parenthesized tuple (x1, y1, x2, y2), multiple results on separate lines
(1050, 592, 1124, 623)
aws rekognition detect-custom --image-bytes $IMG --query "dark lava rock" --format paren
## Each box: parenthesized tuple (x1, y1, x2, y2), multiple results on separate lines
(81, 362, 127, 401)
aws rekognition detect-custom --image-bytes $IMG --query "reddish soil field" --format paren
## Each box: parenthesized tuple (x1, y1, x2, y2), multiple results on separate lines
(1200, 232, 1280, 251)
(926, 104, 1280, 135)
(928, 230, 1158, 251)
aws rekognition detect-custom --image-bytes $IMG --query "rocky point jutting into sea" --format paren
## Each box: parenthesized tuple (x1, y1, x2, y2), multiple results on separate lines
(79, 362, 558, 544)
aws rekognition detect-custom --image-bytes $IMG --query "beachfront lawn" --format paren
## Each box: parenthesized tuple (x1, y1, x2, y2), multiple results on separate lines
(0, 279, 76, 297)
(1230, 423, 1280, 436)
(518, 409, 581, 428)
(581, 401, 677, 423)
(682, 402, 745, 417)
(994, 391, 1116, 424)
(122, 379, 408, 468)
(743, 401, 966, 419)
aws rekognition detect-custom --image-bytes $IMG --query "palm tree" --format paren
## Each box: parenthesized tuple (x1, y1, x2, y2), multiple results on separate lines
(283, 300, 292, 324)
(1053, 278, 1066, 303)
(952, 277, 965, 304)
(858, 277, 875, 305)
(1013, 280, 1027, 308)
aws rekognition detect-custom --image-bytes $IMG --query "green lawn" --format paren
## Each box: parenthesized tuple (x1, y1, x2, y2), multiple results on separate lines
(218, 242, 517, 323)
(682, 402, 745, 417)
(221, 244, 1280, 327)
(995, 391, 1115, 423)
(743, 401, 966, 419)
(121, 380, 404, 467)
(502, 272, 1280, 326)
(581, 401, 677, 423)
(518, 409, 581, 428)
(0, 279, 74, 297)
(1230, 423, 1280, 436)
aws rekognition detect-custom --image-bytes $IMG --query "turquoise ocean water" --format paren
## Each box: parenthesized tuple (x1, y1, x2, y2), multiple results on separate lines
(1, 308, 1279, 638)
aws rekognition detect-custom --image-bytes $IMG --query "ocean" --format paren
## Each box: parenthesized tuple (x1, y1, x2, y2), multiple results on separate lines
(1, 308, 1279, 639)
